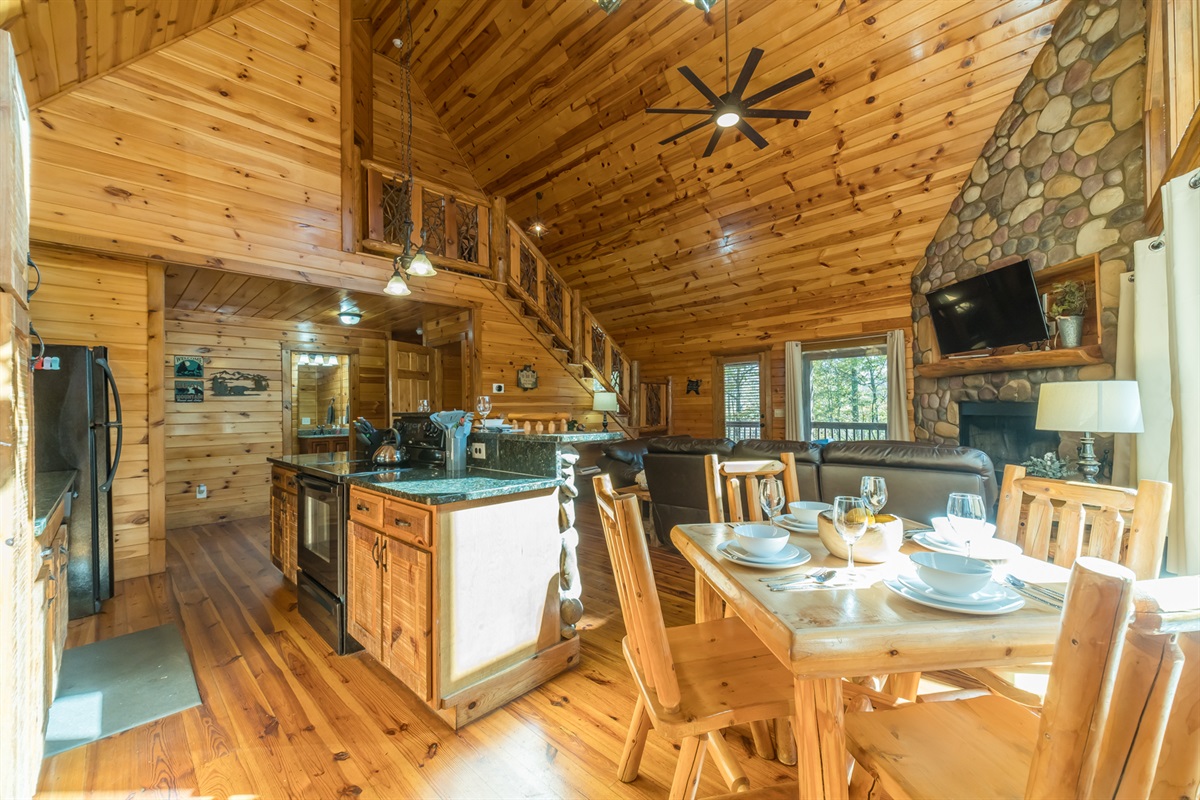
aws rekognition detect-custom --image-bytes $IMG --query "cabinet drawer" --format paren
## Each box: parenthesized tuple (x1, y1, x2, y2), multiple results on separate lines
(349, 488, 385, 528)
(272, 467, 298, 494)
(383, 499, 432, 548)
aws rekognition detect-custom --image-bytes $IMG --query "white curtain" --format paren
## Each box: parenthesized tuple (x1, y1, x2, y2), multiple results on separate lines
(785, 341, 804, 440)
(886, 329, 911, 441)
(1112, 272, 1136, 488)
(1132, 167, 1200, 575)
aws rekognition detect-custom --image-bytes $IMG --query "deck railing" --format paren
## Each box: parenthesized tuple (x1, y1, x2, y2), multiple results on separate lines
(809, 421, 888, 441)
(725, 420, 764, 442)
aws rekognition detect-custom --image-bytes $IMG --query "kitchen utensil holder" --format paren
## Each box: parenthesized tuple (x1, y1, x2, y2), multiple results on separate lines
(445, 437, 468, 476)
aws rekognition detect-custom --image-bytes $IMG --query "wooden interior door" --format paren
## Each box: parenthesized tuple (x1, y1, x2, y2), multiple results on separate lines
(381, 537, 432, 700)
(389, 341, 438, 414)
(713, 350, 771, 441)
(430, 336, 469, 412)
(345, 523, 383, 659)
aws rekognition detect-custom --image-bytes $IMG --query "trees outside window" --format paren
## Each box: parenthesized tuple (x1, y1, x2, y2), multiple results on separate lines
(804, 346, 888, 441)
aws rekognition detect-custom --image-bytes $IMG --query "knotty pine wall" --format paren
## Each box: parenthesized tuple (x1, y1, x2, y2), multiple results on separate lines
(164, 311, 388, 528)
(27, 247, 163, 580)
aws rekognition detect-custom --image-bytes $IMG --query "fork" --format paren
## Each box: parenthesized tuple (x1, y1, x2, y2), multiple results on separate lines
(762, 568, 835, 590)
(759, 568, 832, 583)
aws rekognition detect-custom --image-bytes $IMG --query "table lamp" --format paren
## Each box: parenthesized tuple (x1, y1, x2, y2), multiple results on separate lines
(593, 392, 619, 432)
(1035, 380, 1143, 483)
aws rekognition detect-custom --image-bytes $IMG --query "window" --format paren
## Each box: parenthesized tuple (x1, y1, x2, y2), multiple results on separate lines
(723, 360, 761, 442)
(803, 344, 888, 442)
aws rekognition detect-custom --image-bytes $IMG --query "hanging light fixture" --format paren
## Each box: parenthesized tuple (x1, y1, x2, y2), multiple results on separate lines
(385, 259, 412, 295)
(528, 191, 547, 238)
(682, 0, 717, 10)
(593, 0, 621, 12)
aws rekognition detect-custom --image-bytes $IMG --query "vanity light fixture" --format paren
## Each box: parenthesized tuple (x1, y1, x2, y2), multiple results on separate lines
(297, 352, 310, 365)
(325, 354, 340, 367)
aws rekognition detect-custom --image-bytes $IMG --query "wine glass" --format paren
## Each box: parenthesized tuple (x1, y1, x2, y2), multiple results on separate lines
(759, 476, 785, 532)
(947, 492, 987, 557)
(860, 476, 887, 521)
(476, 395, 492, 427)
(417, 398, 430, 413)
(834, 495, 869, 571)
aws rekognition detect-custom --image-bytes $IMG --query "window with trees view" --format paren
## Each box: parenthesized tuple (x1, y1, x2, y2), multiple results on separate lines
(803, 345, 888, 442)
(723, 360, 762, 442)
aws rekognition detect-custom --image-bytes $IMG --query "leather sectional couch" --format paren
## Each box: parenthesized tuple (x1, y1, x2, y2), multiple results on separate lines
(596, 435, 998, 544)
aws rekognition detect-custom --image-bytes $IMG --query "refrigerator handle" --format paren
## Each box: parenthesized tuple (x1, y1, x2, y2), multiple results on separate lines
(95, 357, 124, 492)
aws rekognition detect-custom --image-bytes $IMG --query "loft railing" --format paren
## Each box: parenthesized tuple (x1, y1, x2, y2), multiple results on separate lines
(579, 306, 633, 413)
(809, 421, 888, 441)
(362, 159, 492, 278)
(507, 222, 575, 349)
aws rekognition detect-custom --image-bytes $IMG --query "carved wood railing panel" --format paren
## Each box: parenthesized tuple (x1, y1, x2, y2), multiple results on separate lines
(581, 308, 632, 412)
(507, 222, 575, 349)
(362, 159, 491, 277)
(637, 378, 671, 434)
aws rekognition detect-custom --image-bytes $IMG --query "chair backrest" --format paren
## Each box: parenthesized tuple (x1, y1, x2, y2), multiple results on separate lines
(703, 453, 797, 524)
(593, 474, 682, 712)
(1025, 557, 1137, 797)
(1085, 575, 1200, 799)
(994, 464, 1171, 579)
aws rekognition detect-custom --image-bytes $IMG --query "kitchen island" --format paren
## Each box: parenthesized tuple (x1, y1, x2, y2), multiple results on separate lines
(267, 430, 618, 728)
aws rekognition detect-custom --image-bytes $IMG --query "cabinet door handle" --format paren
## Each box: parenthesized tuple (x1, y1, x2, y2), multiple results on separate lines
(392, 517, 411, 528)
(371, 538, 380, 565)
(356, 502, 370, 513)
(59, 544, 68, 555)
(381, 540, 388, 572)
(40, 547, 53, 560)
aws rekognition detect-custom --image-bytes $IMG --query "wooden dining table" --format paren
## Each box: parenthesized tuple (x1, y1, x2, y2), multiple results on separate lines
(670, 522, 1073, 800)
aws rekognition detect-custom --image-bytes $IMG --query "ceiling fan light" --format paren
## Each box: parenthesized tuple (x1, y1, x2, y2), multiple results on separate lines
(385, 261, 412, 296)
(715, 109, 740, 128)
(338, 310, 362, 326)
(405, 248, 437, 277)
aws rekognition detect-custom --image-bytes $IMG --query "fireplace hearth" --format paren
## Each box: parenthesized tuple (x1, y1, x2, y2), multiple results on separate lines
(958, 402, 1060, 485)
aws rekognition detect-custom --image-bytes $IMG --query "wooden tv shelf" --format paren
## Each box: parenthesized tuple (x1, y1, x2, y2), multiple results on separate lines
(915, 345, 1104, 377)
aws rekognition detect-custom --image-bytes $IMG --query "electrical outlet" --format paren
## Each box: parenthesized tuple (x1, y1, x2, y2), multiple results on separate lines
(196, 484, 207, 499)
(492, 383, 505, 393)
(471, 443, 486, 459)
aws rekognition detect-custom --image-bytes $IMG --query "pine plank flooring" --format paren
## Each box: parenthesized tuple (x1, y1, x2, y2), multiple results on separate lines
(36, 500, 797, 799)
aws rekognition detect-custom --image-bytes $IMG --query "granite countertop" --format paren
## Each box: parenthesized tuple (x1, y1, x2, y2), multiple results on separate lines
(297, 429, 350, 438)
(268, 452, 358, 469)
(472, 431, 625, 444)
(348, 467, 561, 505)
(35, 470, 76, 537)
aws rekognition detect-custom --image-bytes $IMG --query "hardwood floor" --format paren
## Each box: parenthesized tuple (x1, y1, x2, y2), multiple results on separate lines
(36, 500, 797, 799)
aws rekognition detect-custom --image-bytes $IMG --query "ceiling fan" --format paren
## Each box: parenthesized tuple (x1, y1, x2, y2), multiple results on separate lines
(647, 2, 813, 157)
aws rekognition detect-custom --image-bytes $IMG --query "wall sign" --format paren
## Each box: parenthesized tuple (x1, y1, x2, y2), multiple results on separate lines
(174, 356, 204, 378)
(174, 381, 204, 403)
(517, 365, 539, 391)
(210, 370, 270, 397)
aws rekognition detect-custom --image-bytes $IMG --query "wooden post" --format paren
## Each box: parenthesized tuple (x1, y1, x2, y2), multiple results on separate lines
(146, 263, 166, 574)
(490, 196, 507, 283)
(338, 5, 373, 254)
(629, 360, 640, 429)
(571, 288, 583, 360)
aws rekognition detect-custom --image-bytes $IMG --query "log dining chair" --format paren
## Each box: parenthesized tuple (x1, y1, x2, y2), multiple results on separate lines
(843, 558, 1200, 800)
(593, 474, 796, 800)
(933, 464, 1173, 704)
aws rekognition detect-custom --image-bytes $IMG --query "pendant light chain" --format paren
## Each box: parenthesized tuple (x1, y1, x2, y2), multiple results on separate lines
(724, 0, 730, 94)
(404, 0, 414, 206)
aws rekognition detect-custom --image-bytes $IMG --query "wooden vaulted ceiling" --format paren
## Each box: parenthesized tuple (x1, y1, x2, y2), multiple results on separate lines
(165, 265, 458, 337)
(0, 0, 258, 108)
(375, 0, 1068, 340)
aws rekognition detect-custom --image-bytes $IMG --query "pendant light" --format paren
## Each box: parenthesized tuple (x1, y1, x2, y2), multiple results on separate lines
(386, 0, 437, 291)
(527, 192, 547, 238)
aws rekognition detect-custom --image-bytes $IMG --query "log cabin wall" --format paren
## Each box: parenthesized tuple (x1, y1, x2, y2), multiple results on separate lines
(163, 311, 388, 529)
(26, 247, 163, 581)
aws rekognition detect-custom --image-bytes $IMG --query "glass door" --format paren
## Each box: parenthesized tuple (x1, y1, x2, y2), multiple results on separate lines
(714, 351, 771, 442)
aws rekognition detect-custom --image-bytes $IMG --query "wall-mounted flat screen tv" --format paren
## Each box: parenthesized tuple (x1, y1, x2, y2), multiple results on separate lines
(925, 259, 1050, 355)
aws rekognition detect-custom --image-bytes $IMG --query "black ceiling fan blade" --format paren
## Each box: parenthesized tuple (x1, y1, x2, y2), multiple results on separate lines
(677, 65, 724, 107)
(743, 67, 815, 108)
(658, 118, 715, 146)
(741, 108, 811, 120)
(735, 119, 769, 149)
(730, 47, 763, 99)
(702, 127, 723, 158)
(646, 108, 718, 115)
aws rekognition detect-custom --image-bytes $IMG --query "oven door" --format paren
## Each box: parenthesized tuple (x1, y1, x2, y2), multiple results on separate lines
(297, 474, 344, 597)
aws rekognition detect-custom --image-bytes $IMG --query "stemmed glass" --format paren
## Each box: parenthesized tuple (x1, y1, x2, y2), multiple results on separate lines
(475, 395, 492, 427)
(758, 476, 785, 533)
(860, 476, 887, 522)
(947, 492, 987, 557)
(834, 495, 869, 572)
(417, 398, 430, 414)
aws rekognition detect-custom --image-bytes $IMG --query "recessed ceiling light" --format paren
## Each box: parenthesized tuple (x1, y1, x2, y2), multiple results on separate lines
(338, 310, 362, 325)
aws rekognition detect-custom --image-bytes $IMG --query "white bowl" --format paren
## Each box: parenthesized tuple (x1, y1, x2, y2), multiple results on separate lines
(910, 552, 992, 596)
(733, 523, 790, 558)
(788, 501, 833, 526)
(931, 516, 997, 546)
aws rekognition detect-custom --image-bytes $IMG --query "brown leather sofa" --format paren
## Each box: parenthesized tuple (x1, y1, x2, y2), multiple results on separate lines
(597, 436, 998, 545)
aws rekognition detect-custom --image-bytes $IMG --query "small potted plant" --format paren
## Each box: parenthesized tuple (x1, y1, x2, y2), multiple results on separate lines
(1049, 280, 1087, 348)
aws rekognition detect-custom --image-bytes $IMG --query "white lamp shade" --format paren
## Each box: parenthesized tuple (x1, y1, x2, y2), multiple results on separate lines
(592, 392, 619, 412)
(405, 250, 437, 277)
(1035, 380, 1144, 434)
(384, 270, 412, 296)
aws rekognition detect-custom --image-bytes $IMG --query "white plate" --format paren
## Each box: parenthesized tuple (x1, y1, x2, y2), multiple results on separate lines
(884, 578, 1024, 615)
(896, 573, 1011, 607)
(723, 541, 803, 563)
(931, 516, 997, 540)
(717, 540, 812, 570)
(776, 515, 818, 533)
(913, 532, 1022, 561)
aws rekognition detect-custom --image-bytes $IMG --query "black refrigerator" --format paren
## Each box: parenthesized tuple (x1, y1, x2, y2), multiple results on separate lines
(34, 344, 123, 618)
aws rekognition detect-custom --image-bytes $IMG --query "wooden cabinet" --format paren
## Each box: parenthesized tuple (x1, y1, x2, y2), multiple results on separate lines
(346, 517, 432, 700)
(298, 436, 350, 455)
(269, 466, 298, 582)
(41, 522, 68, 712)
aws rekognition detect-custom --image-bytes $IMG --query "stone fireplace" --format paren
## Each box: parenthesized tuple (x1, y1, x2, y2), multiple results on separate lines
(958, 401, 1061, 485)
